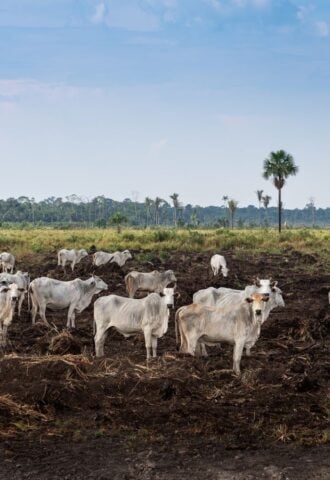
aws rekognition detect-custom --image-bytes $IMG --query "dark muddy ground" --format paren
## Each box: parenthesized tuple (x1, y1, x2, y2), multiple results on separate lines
(0, 248, 329, 479)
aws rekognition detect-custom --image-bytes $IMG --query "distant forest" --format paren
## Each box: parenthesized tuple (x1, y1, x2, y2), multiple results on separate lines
(0, 195, 329, 228)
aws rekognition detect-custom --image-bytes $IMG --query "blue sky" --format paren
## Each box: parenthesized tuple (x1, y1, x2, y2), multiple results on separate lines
(0, 0, 329, 208)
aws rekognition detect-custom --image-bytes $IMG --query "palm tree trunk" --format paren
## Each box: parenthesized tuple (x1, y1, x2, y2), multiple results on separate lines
(278, 188, 282, 233)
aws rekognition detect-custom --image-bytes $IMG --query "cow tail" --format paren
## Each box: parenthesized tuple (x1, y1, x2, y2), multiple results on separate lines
(27, 276, 31, 312)
(125, 274, 133, 298)
(57, 251, 61, 266)
(175, 307, 184, 349)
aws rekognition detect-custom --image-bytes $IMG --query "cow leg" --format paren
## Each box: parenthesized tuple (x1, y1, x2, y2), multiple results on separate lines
(18, 295, 24, 317)
(2, 324, 8, 347)
(31, 300, 37, 324)
(233, 340, 245, 375)
(151, 336, 158, 358)
(38, 302, 48, 324)
(186, 333, 199, 356)
(71, 261, 75, 272)
(198, 342, 208, 357)
(94, 326, 108, 357)
(67, 305, 76, 329)
(143, 327, 152, 360)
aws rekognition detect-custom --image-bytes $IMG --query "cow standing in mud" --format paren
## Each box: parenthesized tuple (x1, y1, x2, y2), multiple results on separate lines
(176, 293, 270, 375)
(125, 270, 177, 298)
(94, 288, 175, 359)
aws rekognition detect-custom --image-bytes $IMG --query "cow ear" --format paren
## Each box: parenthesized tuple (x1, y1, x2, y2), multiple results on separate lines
(271, 280, 278, 288)
(245, 297, 253, 303)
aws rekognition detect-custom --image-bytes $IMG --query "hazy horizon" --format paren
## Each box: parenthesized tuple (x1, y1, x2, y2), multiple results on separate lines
(0, 1, 329, 208)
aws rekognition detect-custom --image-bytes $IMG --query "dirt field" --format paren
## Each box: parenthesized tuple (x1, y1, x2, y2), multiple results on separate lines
(0, 248, 329, 479)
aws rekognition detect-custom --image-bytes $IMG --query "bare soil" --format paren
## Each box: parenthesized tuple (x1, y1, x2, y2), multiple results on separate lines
(0, 248, 329, 479)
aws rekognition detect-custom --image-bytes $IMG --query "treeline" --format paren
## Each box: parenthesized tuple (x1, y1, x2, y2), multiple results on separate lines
(0, 195, 329, 227)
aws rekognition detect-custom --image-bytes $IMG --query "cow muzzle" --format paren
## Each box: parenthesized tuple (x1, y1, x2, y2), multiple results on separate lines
(255, 309, 262, 316)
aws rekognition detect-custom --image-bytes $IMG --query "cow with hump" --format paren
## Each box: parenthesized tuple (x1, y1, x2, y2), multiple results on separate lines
(176, 292, 270, 375)
(125, 269, 177, 298)
(57, 248, 88, 272)
(94, 288, 175, 359)
(29, 275, 108, 328)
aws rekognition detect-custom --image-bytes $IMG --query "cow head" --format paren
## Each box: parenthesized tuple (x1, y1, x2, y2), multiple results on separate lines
(245, 293, 269, 321)
(165, 270, 177, 286)
(123, 250, 132, 260)
(221, 266, 229, 278)
(162, 288, 175, 309)
(79, 249, 88, 259)
(92, 275, 108, 292)
(270, 286, 285, 308)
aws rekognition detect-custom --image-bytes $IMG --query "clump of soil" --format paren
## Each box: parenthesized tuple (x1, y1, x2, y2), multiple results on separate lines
(48, 331, 82, 355)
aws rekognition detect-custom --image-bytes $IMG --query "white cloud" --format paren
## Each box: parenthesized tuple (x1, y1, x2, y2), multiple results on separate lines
(232, 0, 270, 7)
(296, 5, 329, 38)
(203, 0, 224, 13)
(92, 3, 106, 24)
(315, 20, 329, 37)
(150, 138, 168, 155)
(0, 79, 102, 101)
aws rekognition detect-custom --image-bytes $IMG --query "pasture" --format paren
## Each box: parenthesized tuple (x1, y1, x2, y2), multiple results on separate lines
(0, 228, 329, 478)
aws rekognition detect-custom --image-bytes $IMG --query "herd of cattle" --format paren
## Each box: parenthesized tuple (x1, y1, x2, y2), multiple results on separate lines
(0, 249, 287, 375)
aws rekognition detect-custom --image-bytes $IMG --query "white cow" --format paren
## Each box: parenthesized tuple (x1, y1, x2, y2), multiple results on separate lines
(193, 279, 273, 306)
(0, 271, 30, 316)
(176, 293, 270, 375)
(93, 249, 132, 268)
(191, 280, 284, 356)
(30, 275, 108, 328)
(125, 270, 177, 298)
(0, 283, 19, 347)
(94, 288, 175, 359)
(210, 254, 228, 277)
(57, 249, 88, 272)
(0, 252, 15, 273)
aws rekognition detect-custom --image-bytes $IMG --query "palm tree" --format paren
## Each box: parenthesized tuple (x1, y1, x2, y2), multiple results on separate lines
(170, 193, 179, 227)
(255, 190, 263, 227)
(110, 212, 128, 233)
(222, 195, 229, 225)
(263, 150, 298, 233)
(262, 194, 271, 225)
(145, 197, 153, 227)
(154, 197, 165, 226)
(228, 199, 238, 229)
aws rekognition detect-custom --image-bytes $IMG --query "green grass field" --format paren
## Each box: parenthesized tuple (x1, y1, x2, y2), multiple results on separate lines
(0, 228, 329, 267)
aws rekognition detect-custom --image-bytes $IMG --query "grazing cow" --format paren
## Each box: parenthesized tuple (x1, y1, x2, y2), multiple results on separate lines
(57, 249, 88, 272)
(210, 254, 229, 277)
(30, 275, 108, 328)
(125, 270, 177, 298)
(0, 252, 15, 273)
(193, 279, 274, 306)
(176, 293, 269, 375)
(94, 288, 175, 359)
(93, 249, 132, 268)
(0, 283, 19, 347)
(0, 271, 30, 316)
